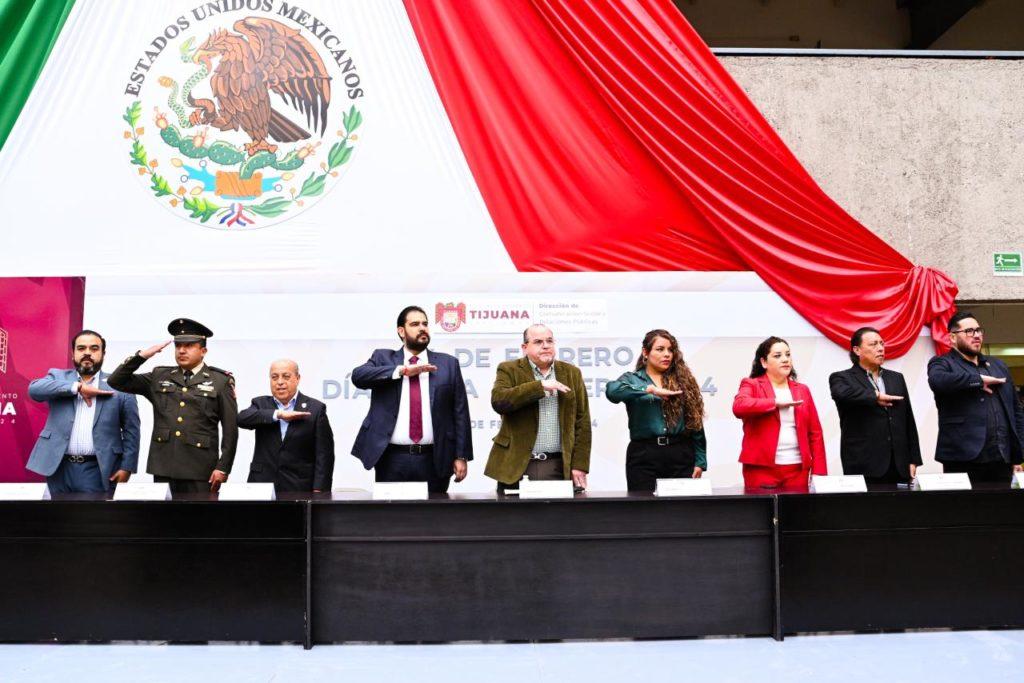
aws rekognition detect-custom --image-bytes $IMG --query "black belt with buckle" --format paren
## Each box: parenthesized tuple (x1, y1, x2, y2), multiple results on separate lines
(65, 454, 98, 463)
(387, 444, 434, 455)
(530, 451, 562, 461)
(637, 435, 682, 447)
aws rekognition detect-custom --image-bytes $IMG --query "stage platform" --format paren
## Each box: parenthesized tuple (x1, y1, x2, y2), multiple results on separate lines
(1, 486, 1021, 648)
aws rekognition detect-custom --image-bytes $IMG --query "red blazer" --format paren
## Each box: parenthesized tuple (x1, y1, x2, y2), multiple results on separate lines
(731, 375, 827, 473)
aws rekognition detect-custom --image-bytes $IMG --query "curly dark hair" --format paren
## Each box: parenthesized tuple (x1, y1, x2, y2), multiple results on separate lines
(635, 329, 704, 431)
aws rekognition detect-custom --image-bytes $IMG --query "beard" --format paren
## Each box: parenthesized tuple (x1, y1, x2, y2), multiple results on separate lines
(75, 357, 103, 375)
(405, 332, 430, 353)
(955, 337, 979, 358)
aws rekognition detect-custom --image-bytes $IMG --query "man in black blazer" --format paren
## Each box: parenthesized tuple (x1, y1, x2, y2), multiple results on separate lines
(928, 311, 1024, 483)
(829, 327, 922, 484)
(238, 359, 334, 492)
(350, 305, 472, 493)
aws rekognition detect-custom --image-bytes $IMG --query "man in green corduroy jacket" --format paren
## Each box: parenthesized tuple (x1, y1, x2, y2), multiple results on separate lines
(484, 324, 591, 492)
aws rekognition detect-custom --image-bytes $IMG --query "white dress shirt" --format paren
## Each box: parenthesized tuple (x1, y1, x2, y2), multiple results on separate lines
(66, 374, 98, 456)
(774, 385, 802, 465)
(273, 394, 298, 439)
(389, 348, 434, 445)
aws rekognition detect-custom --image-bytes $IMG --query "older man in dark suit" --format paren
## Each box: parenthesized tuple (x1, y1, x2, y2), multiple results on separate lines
(238, 359, 334, 492)
(829, 327, 921, 485)
(928, 311, 1024, 483)
(350, 305, 472, 493)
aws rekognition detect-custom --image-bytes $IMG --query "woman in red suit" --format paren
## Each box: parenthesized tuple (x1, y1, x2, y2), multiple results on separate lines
(733, 336, 827, 490)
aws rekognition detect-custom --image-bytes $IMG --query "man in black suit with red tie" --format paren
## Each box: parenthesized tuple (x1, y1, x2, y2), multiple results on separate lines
(238, 359, 334, 492)
(350, 305, 473, 493)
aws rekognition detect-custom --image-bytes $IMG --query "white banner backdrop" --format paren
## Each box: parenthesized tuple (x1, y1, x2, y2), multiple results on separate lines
(85, 272, 940, 492)
(0, 0, 513, 277)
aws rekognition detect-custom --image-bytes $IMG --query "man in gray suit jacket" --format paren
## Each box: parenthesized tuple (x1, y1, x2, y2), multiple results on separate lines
(26, 330, 141, 493)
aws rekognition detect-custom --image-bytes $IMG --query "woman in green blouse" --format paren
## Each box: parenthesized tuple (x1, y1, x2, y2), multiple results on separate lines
(606, 329, 707, 491)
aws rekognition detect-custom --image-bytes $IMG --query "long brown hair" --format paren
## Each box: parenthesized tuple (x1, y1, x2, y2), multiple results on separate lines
(635, 329, 704, 431)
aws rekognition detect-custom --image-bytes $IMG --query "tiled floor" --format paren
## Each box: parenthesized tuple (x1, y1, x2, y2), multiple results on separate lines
(2, 630, 1021, 682)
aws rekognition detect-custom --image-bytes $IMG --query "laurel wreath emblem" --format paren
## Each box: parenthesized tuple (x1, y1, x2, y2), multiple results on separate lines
(122, 100, 362, 226)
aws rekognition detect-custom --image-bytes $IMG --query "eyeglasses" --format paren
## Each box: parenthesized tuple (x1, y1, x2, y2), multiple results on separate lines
(953, 327, 984, 337)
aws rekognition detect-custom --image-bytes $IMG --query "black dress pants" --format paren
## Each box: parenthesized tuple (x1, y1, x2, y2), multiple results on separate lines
(942, 460, 1014, 484)
(153, 476, 210, 494)
(375, 446, 450, 493)
(626, 438, 695, 492)
(864, 456, 910, 486)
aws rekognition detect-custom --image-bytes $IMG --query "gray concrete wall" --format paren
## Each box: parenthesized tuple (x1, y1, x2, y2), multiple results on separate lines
(720, 56, 1024, 300)
(677, 0, 907, 49)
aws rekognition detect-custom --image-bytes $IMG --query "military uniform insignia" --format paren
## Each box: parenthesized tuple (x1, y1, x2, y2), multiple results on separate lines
(207, 365, 236, 399)
(198, 382, 215, 392)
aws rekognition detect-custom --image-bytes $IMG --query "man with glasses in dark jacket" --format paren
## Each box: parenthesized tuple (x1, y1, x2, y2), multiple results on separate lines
(927, 311, 1024, 483)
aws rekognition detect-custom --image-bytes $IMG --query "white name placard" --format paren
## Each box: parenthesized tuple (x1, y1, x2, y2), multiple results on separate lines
(519, 479, 575, 499)
(1012, 472, 1024, 489)
(218, 483, 276, 501)
(112, 483, 172, 501)
(372, 481, 429, 501)
(654, 478, 713, 497)
(0, 483, 50, 500)
(809, 475, 868, 494)
(914, 473, 972, 491)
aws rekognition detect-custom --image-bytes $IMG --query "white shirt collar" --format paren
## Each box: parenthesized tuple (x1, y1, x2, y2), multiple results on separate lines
(274, 393, 297, 411)
(403, 347, 429, 364)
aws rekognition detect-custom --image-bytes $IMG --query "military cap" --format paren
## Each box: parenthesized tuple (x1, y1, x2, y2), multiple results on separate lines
(168, 318, 214, 343)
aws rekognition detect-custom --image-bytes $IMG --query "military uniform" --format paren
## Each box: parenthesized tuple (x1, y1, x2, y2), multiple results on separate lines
(107, 320, 237, 492)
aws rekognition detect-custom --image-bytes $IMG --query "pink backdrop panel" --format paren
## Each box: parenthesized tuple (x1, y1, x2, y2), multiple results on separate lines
(0, 277, 85, 482)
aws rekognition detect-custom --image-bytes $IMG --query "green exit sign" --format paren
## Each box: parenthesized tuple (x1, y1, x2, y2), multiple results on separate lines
(993, 252, 1023, 276)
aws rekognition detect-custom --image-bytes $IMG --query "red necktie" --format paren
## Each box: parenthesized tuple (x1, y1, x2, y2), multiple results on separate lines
(409, 355, 423, 443)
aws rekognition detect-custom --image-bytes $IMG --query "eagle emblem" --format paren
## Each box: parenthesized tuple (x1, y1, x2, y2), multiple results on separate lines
(189, 18, 330, 157)
(122, 11, 365, 229)
(436, 302, 467, 333)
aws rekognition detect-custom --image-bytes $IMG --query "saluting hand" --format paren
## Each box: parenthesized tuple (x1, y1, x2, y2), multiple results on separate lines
(775, 398, 803, 409)
(277, 410, 312, 422)
(645, 385, 683, 398)
(541, 379, 572, 394)
(140, 340, 172, 360)
(876, 393, 904, 408)
(402, 363, 437, 377)
(980, 374, 1006, 394)
(78, 383, 114, 407)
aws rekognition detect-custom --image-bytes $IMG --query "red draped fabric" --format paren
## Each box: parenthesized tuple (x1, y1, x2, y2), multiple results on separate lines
(404, 0, 958, 358)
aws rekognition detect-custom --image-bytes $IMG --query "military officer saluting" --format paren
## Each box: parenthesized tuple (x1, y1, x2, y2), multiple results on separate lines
(108, 319, 238, 494)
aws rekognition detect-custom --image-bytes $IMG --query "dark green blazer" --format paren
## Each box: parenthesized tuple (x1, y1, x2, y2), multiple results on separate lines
(484, 357, 591, 484)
